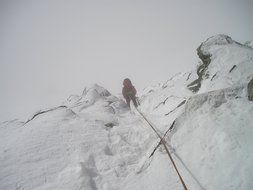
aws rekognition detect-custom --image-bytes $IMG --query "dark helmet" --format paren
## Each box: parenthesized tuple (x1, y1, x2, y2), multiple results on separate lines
(123, 78, 132, 87)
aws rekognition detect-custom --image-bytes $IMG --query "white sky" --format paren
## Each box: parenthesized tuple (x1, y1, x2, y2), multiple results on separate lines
(0, 0, 253, 121)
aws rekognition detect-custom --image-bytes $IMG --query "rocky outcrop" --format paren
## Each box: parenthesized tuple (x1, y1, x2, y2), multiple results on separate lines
(187, 34, 252, 93)
(248, 78, 253, 101)
(187, 35, 233, 93)
(187, 43, 212, 93)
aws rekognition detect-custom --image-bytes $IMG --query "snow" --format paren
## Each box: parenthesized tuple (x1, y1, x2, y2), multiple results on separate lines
(1, 35, 253, 190)
(170, 85, 253, 190)
(197, 34, 253, 93)
(0, 87, 160, 190)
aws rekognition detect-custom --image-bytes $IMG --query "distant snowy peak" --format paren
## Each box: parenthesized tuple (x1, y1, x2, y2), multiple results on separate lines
(65, 83, 127, 114)
(67, 84, 111, 107)
(188, 34, 253, 93)
(199, 34, 234, 54)
(197, 34, 252, 56)
(82, 83, 111, 97)
(21, 84, 124, 126)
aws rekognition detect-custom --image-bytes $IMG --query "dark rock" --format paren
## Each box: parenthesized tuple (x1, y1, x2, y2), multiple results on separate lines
(187, 44, 212, 93)
(211, 73, 217, 81)
(248, 78, 253, 101)
(229, 65, 237, 73)
(105, 122, 117, 128)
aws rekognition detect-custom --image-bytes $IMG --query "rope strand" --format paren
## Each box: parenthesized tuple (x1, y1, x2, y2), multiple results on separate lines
(136, 108, 188, 190)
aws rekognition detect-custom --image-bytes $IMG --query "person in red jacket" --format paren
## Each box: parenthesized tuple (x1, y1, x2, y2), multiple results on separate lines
(122, 78, 138, 108)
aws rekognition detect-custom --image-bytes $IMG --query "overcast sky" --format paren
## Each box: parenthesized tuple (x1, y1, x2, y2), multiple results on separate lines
(0, 0, 252, 121)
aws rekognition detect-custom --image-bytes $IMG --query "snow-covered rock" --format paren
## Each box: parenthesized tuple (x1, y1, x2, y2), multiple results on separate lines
(244, 40, 253, 48)
(247, 78, 253, 101)
(66, 84, 111, 107)
(169, 84, 253, 190)
(138, 35, 253, 190)
(1, 35, 253, 190)
(188, 34, 253, 93)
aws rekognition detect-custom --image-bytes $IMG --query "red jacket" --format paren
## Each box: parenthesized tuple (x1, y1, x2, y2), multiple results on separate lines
(122, 78, 136, 98)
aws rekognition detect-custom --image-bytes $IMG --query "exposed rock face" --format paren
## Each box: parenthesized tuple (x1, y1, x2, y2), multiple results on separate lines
(187, 34, 253, 93)
(188, 35, 233, 93)
(248, 78, 253, 101)
(187, 45, 211, 93)
(187, 35, 231, 92)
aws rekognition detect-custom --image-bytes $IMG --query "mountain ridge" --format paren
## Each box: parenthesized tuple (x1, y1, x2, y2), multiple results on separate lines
(1, 34, 253, 190)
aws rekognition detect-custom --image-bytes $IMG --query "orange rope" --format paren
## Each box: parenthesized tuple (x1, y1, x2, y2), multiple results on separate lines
(136, 108, 188, 190)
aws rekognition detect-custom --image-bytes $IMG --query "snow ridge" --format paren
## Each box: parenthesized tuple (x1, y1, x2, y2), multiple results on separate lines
(1, 35, 253, 190)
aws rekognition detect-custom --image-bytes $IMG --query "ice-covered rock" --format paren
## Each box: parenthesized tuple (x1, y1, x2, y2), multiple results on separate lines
(244, 40, 253, 48)
(248, 78, 253, 101)
(188, 34, 253, 93)
(65, 84, 115, 111)
(138, 35, 253, 190)
(169, 84, 253, 190)
(82, 83, 111, 98)
(198, 34, 234, 55)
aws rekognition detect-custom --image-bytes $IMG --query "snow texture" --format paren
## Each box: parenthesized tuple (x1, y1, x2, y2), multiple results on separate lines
(1, 35, 253, 190)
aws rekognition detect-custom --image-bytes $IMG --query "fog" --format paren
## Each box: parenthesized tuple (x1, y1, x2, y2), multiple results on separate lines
(0, 0, 252, 121)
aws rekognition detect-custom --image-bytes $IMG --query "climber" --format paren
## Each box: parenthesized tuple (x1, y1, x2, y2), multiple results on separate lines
(122, 78, 138, 108)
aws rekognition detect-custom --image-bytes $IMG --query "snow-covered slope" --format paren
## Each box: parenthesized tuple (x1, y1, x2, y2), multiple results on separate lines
(188, 34, 253, 93)
(1, 35, 253, 190)
(138, 34, 253, 190)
